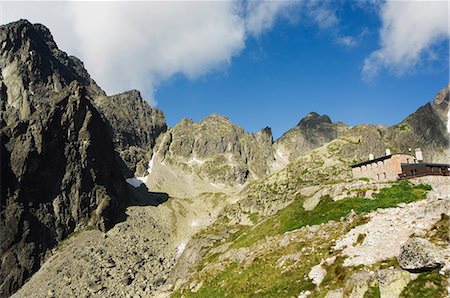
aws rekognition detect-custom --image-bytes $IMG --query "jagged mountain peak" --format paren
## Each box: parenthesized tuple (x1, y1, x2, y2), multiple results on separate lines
(199, 113, 237, 127)
(0, 20, 104, 127)
(257, 126, 273, 141)
(297, 112, 333, 128)
(1, 19, 53, 48)
(385, 84, 449, 162)
(431, 84, 449, 118)
(273, 111, 339, 163)
(433, 84, 449, 106)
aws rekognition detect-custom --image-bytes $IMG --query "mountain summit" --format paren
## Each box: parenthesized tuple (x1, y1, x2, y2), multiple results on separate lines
(0, 20, 131, 296)
(274, 112, 342, 163)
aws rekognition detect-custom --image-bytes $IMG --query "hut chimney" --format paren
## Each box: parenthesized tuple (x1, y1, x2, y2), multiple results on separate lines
(415, 148, 423, 162)
(369, 153, 374, 160)
(385, 149, 391, 156)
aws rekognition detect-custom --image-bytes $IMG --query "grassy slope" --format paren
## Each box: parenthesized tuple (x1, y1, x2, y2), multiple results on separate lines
(173, 181, 433, 297)
(231, 181, 430, 248)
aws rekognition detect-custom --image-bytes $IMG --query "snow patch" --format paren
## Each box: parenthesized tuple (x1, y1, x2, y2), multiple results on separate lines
(190, 220, 199, 227)
(176, 240, 187, 257)
(188, 156, 204, 165)
(126, 177, 144, 188)
(272, 146, 290, 170)
(136, 176, 147, 184)
(147, 154, 156, 175)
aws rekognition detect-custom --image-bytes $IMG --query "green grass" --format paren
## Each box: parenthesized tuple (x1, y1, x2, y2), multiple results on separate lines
(428, 213, 450, 243)
(175, 181, 431, 297)
(355, 233, 366, 246)
(231, 181, 429, 248)
(177, 224, 347, 298)
(364, 284, 381, 298)
(400, 270, 448, 298)
(248, 213, 260, 224)
(398, 124, 410, 132)
(183, 256, 317, 298)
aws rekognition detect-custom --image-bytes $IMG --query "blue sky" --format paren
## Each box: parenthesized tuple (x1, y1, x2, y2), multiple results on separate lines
(156, 2, 449, 138)
(2, 1, 449, 139)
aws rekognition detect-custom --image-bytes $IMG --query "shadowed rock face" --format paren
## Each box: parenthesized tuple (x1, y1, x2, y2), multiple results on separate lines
(0, 20, 129, 297)
(0, 18, 167, 178)
(274, 112, 343, 162)
(93, 90, 167, 176)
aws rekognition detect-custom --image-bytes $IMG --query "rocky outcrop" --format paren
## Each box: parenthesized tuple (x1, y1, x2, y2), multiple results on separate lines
(93, 90, 167, 176)
(398, 237, 445, 272)
(0, 20, 104, 128)
(0, 82, 129, 297)
(151, 114, 274, 185)
(274, 112, 344, 163)
(0, 18, 166, 178)
(0, 20, 129, 297)
(385, 85, 449, 162)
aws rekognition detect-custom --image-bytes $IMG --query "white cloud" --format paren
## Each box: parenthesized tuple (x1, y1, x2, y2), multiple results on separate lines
(3, 1, 248, 104)
(1, 0, 345, 104)
(305, 1, 339, 30)
(363, 0, 449, 80)
(244, 0, 300, 36)
(337, 35, 357, 48)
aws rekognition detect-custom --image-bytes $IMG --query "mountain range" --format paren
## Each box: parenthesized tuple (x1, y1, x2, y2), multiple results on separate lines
(1, 20, 449, 297)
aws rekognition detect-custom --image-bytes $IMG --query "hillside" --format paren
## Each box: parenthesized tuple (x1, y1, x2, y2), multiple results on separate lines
(1, 19, 449, 298)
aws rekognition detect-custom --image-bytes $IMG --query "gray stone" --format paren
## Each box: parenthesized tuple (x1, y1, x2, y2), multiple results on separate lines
(398, 237, 445, 272)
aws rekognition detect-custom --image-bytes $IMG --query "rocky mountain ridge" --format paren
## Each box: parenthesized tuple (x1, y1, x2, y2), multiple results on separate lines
(149, 113, 274, 185)
(93, 90, 167, 176)
(146, 83, 449, 189)
(0, 19, 165, 297)
(1, 18, 449, 298)
(273, 112, 347, 164)
(0, 81, 129, 296)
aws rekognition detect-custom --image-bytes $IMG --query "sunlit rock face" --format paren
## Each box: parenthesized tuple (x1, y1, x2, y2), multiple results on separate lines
(385, 84, 450, 163)
(150, 114, 275, 185)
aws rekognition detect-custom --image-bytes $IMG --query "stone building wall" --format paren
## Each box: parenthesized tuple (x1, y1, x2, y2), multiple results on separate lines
(352, 154, 417, 181)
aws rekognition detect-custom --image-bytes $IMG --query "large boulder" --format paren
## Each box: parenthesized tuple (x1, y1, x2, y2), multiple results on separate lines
(397, 237, 445, 272)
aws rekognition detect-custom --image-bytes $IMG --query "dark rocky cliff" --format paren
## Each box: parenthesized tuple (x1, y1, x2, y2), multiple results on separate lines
(0, 20, 129, 297)
(274, 112, 344, 162)
(93, 90, 167, 177)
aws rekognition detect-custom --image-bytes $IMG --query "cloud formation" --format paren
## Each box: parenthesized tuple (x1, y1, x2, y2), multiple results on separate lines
(3, 1, 306, 104)
(363, 0, 449, 80)
(6, 1, 438, 102)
